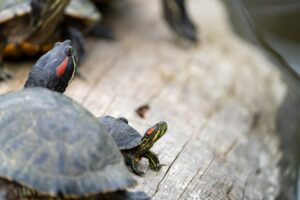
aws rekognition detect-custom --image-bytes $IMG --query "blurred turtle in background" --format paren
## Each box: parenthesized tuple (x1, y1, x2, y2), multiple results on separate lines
(0, 0, 101, 81)
(223, 0, 300, 86)
(0, 40, 150, 200)
(89, 0, 198, 43)
(99, 116, 168, 176)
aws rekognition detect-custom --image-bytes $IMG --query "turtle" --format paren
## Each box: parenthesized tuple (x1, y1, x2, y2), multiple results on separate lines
(98, 116, 168, 176)
(0, 0, 101, 80)
(90, 0, 198, 43)
(0, 40, 152, 200)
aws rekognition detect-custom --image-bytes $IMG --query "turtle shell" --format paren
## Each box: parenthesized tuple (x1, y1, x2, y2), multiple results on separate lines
(1, 0, 101, 58)
(99, 116, 142, 150)
(0, 0, 31, 23)
(0, 0, 101, 23)
(66, 0, 101, 23)
(0, 88, 135, 197)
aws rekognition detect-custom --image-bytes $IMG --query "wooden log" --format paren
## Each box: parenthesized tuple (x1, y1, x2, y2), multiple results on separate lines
(0, 0, 287, 199)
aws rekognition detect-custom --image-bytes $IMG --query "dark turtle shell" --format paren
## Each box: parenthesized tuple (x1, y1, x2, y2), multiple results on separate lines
(99, 116, 142, 150)
(0, 0, 31, 23)
(0, 0, 100, 23)
(0, 0, 101, 58)
(66, 0, 101, 22)
(0, 88, 135, 197)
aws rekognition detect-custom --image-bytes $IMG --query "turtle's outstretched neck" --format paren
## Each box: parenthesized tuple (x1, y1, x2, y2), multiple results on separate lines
(24, 68, 46, 89)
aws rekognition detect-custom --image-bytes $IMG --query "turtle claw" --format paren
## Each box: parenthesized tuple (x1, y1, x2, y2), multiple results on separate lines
(133, 170, 145, 177)
(152, 166, 161, 171)
(138, 171, 145, 177)
(156, 164, 164, 169)
(150, 163, 163, 171)
(177, 23, 198, 44)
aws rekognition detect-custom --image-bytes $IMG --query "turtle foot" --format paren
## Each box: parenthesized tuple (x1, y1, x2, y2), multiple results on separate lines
(163, 0, 199, 43)
(104, 191, 150, 200)
(176, 23, 198, 44)
(150, 163, 164, 171)
(166, 15, 198, 44)
(133, 169, 145, 177)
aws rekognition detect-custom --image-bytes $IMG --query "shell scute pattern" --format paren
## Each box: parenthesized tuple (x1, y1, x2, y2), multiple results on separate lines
(0, 88, 135, 196)
(66, 0, 101, 21)
(0, 0, 31, 22)
(99, 116, 142, 150)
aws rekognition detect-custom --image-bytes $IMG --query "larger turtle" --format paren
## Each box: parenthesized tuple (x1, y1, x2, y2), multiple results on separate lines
(91, 0, 198, 43)
(99, 116, 168, 176)
(0, 0, 101, 80)
(0, 40, 150, 199)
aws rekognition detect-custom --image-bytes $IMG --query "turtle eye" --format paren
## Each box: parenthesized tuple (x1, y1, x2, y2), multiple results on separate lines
(65, 47, 74, 56)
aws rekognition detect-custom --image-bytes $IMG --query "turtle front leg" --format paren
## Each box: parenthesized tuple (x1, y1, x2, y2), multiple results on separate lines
(103, 191, 150, 200)
(142, 151, 162, 171)
(5, 182, 40, 200)
(123, 153, 145, 176)
(16, 187, 39, 199)
(161, 0, 198, 43)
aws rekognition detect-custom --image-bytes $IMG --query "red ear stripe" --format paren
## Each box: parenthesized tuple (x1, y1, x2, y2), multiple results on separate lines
(146, 127, 156, 135)
(55, 57, 69, 77)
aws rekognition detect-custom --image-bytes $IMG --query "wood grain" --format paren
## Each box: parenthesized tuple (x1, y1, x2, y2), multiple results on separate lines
(0, 0, 286, 199)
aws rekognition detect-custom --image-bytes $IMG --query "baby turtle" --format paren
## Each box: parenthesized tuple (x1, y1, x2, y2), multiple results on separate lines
(99, 116, 168, 176)
(0, 0, 101, 80)
(0, 40, 146, 199)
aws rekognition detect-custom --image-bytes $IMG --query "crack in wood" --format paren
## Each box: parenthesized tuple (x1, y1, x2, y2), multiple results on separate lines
(0, 1, 282, 198)
(241, 172, 253, 200)
(100, 95, 118, 114)
(151, 138, 190, 198)
(177, 158, 215, 200)
(220, 138, 240, 161)
(150, 79, 239, 198)
(226, 182, 235, 200)
(151, 119, 211, 198)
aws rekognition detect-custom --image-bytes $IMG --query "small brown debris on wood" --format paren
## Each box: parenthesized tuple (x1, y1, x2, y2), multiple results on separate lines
(136, 104, 150, 118)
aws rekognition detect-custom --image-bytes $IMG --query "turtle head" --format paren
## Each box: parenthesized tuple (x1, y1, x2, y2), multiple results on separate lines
(24, 40, 78, 93)
(139, 121, 168, 152)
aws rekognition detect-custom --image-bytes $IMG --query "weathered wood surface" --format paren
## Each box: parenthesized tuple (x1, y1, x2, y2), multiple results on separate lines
(0, 0, 287, 199)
